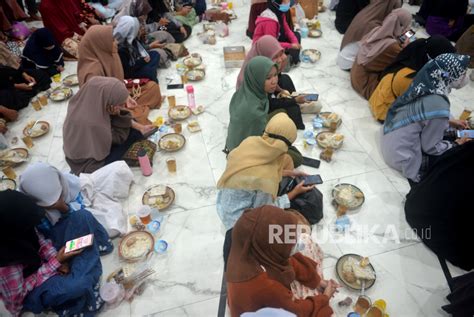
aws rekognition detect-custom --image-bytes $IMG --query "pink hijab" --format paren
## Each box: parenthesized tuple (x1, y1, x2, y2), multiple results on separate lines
(357, 8, 412, 66)
(236, 35, 284, 90)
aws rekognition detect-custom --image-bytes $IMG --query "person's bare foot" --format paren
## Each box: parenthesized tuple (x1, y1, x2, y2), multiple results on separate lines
(0, 106, 19, 122)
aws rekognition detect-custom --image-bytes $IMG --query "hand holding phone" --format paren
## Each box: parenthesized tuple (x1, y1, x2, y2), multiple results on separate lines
(64, 234, 94, 254)
(304, 94, 319, 102)
(303, 174, 323, 185)
(456, 130, 474, 139)
(399, 29, 415, 43)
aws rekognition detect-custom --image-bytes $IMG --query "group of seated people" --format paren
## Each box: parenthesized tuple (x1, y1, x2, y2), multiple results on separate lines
(1, 0, 473, 316)
(0, 0, 206, 133)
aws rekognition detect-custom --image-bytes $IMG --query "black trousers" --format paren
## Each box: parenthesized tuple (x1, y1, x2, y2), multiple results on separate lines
(17, 0, 37, 15)
(281, 31, 301, 65)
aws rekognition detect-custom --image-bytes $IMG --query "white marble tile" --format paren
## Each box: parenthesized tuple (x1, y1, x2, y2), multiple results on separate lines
(152, 297, 220, 317)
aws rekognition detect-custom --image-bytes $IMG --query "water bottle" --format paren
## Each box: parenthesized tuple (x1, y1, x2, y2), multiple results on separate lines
(137, 148, 152, 176)
(186, 85, 196, 111)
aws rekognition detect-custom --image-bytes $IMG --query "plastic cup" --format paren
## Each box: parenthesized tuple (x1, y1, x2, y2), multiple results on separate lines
(173, 123, 182, 134)
(147, 220, 161, 236)
(154, 239, 168, 254)
(31, 98, 41, 111)
(354, 295, 371, 315)
(167, 96, 176, 108)
(99, 282, 125, 305)
(166, 157, 177, 173)
(228, 1, 233, 9)
(39, 94, 48, 106)
(137, 205, 152, 225)
(181, 74, 188, 84)
(300, 27, 309, 38)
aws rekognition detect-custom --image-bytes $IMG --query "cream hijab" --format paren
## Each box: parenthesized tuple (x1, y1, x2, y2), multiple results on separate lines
(217, 112, 297, 198)
(63, 77, 131, 161)
(357, 8, 412, 66)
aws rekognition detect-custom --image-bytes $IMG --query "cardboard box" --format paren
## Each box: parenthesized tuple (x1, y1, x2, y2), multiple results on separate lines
(298, 0, 318, 19)
(224, 46, 246, 68)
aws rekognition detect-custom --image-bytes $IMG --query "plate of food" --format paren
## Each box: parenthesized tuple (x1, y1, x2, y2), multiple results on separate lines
(336, 254, 376, 290)
(119, 231, 155, 262)
(319, 112, 342, 128)
(142, 185, 175, 211)
(62, 74, 79, 87)
(332, 183, 365, 210)
(158, 133, 186, 152)
(308, 29, 323, 38)
(183, 53, 202, 68)
(316, 132, 344, 149)
(0, 177, 16, 191)
(23, 120, 50, 138)
(187, 120, 202, 133)
(49, 87, 73, 101)
(185, 69, 205, 81)
(169, 105, 192, 121)
(301, 49, 321, 63)
(0, 148, 29, 169)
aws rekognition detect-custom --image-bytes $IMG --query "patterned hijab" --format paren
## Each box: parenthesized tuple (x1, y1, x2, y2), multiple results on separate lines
(384, 53, 470, 134)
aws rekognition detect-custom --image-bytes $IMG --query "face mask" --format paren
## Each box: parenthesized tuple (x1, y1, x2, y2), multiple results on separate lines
(451, 73, 469, 89)
(276, 2, 291, 12)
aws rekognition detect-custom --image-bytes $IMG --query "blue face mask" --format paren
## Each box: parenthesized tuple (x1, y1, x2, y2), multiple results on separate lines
(277, 2, 291, 12)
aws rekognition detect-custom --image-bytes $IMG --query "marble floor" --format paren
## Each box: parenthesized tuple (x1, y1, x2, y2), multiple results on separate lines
(1, 1, 473, 316)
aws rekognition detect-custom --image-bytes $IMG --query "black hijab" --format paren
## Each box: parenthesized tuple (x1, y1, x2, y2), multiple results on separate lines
(0, 190, 46, 276)
(382, 35, 456, 78)
(267, 0, 287, 42)
(148, 0, 172, 22)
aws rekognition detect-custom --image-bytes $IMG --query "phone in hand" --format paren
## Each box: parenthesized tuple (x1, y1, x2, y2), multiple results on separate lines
(64, 234, 94, 253)
(456, 130, 474, 139)
(399, 29, 415, 43)
(304, 94, 319, 102)
(303, 174, 323, 185)
(302, 156, 321, 168)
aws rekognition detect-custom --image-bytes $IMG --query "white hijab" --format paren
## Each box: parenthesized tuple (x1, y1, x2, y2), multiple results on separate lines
(19, 162, 81, 224)
(112, 15, 149, 58)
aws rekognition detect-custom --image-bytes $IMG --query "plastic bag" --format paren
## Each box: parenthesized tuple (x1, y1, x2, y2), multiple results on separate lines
(215, 21, 229, 37)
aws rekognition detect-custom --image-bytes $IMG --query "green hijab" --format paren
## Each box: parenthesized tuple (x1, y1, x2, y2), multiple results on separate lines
(225, 56, 277, 152)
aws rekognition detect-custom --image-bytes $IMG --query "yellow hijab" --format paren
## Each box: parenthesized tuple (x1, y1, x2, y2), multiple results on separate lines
(217, 113, 297, 198)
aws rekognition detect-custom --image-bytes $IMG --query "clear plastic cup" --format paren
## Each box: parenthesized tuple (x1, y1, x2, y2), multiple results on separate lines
(137, 205, 152, 225)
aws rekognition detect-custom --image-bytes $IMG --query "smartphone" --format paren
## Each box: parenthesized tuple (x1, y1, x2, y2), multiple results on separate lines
(304, 94, 319, 102)
(167, 84, 184, 90)
(399, 29, 415, 43)
(456, 130, 474, 139)
(143, 127, 159, 138)
(302, 156, 321, 169)
(303, 174, 323, 185)
(64, 234, 94, 253)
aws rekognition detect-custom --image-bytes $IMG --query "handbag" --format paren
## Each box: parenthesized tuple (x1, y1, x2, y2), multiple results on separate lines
(122, 140, 156, 167)
(278, 176, 324, 225)
(163, 43, 189, 60)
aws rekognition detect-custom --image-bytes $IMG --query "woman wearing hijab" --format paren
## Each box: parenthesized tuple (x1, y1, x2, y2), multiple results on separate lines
(0, 43, 51, 113)
(113, 16, 160, 83)
(369, 35, 456, 122)
(174, 1, 198, 28)
(237, 36, 305, 129)
(335, 0, 369, 34)
(381, 53, 471, 184)
(19, 161, 133, 237)
(63, 76, 154, 175)
(405, 141, 474, 271)
(425, 0, 474, 41)
(253, 0, 301, 66)
(39, 0, 86, 59)
(21, 28, 65, 77)
(114, 0, 152, 23)
(218, 112, 313, 231)
(226, 205, 336, 317)
(225, 56, 279, 153)
(78, 25, 163, 124)
(0, 190, 112, 316)
(337, 0, 402, 70)
(146, 0, 192, 43)
(350, 8, 412, 100)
